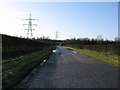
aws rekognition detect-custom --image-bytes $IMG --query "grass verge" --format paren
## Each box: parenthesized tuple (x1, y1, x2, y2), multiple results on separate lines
(66, 46, 119, 68)
(2, 46, 56, 89)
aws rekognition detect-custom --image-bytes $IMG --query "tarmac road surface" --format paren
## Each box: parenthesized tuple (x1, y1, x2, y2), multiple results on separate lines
(15, 46, 119, 88)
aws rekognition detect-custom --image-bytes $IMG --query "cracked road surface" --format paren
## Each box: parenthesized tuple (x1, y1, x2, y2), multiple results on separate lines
(15, 46, 119, 88)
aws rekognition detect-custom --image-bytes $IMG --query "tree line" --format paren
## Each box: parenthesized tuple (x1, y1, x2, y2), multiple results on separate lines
(63, 36, 119, 55)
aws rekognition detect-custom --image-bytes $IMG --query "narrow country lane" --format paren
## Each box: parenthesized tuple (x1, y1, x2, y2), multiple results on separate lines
(15, 46, 119, 88)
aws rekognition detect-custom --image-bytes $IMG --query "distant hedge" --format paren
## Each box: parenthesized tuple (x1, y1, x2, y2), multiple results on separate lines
(69, 44, 118, 55)
(64, 38, 119, 56)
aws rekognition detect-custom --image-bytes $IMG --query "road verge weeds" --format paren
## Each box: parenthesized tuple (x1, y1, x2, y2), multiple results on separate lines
(2, 46, 56, 89)
(66, 46, 119, 68)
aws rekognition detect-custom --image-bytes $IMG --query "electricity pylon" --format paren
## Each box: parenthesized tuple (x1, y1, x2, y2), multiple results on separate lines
(22, 14, 38, 38)
(55, 31, 58, 40)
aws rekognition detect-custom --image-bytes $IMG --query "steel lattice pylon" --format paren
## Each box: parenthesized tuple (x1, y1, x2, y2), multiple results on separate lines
(55, 31, 58, 40)
(22, 14, 38, 38)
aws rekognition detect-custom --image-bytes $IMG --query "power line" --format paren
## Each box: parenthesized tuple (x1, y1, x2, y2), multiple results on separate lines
(22, 14, 38, 38)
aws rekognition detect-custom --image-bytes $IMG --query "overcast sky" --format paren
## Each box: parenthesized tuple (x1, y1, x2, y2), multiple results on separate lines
(0, 1, 118, 40)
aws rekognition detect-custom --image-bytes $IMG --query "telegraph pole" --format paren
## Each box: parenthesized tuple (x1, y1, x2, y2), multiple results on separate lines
(22, 14, 38, 38)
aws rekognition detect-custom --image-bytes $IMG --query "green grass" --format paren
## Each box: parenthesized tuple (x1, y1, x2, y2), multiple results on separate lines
(66, 46, 119, 68)
(2, 46, 56, 89)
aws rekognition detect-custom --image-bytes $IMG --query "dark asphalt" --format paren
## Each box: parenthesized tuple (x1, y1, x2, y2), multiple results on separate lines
(15, 46, 119, 88)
